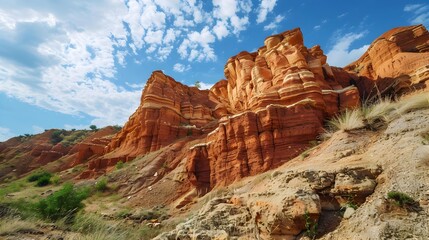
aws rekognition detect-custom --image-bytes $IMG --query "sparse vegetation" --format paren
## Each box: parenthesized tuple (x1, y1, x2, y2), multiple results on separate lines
(387, 191, 415, 207)
(61, 130, 90, 147)
(51, 174, 61, 185)
(303, 210, 318, 239)
(328, 108, 364, 132)
(115, 161, 125, 170)
(95, 177, 108, 192)
(112, 125, 122, 131)
(89, 125, 98, 131)
(326, 92, 429, 134)
(51, 129, 65, 144)
(0, 216, 39, 236)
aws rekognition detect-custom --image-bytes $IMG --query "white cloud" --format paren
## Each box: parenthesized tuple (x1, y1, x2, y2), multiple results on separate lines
(173, 63, 191, 72)
(327, 32, 370, 67)
(0, 1, 141, 127)
(257, 0, 277, 24)
(264, 14, 284, 31)
(313, 25, 321, 30)
(0, 126, 14, 142)
(0, 0, 269, 132)
(213, 21, 229, 39)
(198, 81, 214, 90)
(179, 26, 217, 61)
(125, 82, 145, 89)
(404, 4, 429, 26)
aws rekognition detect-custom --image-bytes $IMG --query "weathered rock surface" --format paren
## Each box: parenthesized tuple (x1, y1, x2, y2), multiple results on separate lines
(0, 128, 116, 181)
(345, 24, 429, 98)
(102, 28, 361, 187)
(103, 71, 217, 162)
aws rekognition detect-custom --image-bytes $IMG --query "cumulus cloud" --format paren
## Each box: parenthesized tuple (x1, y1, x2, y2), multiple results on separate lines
(404, 3, 429, 26)
(0, 0, 281, 130)
(257, 0, 277, 24)
(327, 32, 370, 67)
(178, 27, 217, 61)
(264, 15, 284, 31)
(173, 63, 191, 72)
(0, 126, 14, 142)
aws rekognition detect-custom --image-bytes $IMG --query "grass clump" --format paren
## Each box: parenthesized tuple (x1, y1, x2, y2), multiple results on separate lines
(115, 161, 124, 170)
(36, 183, 89, 222)
(326, 92, 429, 134)
(328, 109, 364, 132)
(95, 177, 108, 192)
(0, 216, 39, 236)
(387, 191, 415, 207)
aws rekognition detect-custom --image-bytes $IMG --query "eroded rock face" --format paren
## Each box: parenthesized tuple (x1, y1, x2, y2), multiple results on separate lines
(187, 28, 360, 189)
(345, 24, 429, 97)
(99, 28, 361, 185)
(103, 71, 217, 161)
(96, 26, 429, 188)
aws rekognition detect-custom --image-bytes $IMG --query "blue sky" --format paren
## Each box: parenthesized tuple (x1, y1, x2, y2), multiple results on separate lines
(0, 0, 428, 141)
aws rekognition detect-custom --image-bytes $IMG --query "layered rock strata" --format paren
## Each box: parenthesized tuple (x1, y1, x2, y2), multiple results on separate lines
(345, 24, 429, 98)
(99, 28, 361, 187)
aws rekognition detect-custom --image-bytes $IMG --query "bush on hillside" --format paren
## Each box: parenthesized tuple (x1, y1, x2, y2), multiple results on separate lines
(27, 171, 52, 183)
(36, 183, 89, 221)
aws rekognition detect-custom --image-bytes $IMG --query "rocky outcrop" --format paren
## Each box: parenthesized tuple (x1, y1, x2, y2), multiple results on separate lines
(103, 71, 218, 162)
(345, 24, 429, 98)
(0, 128, 117, 181)
(186, 28, 360, 189)
(99, 28, 362, 185)
(157, 167, 382, 240)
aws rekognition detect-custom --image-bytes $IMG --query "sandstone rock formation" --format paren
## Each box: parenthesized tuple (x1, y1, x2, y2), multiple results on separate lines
(85, 25, 428, 194)
(103, 71, 217, 161)
(345, 24, 429, 98)
(95, 28, 361, 188)
(0, 127, 116, 181)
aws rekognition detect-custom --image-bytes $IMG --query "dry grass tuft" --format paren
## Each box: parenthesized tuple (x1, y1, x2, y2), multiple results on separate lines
(328, 109, 365, 132)
(390, 92, 429, 118)
(326, 91, 429, 135)
(362, 98, 395, 124)
(0, 216, 38, 236)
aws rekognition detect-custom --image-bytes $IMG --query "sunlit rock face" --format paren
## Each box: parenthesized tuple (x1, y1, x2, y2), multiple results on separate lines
(344, 24, 429, 97)
(84, 26, 423, 189)
(187, 28, 360, 190)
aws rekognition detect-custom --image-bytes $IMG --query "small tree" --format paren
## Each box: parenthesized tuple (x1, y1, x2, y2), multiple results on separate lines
(51, 130, 63, 144)
(89, 125, 97, 131)
(195, 81, 201, 89)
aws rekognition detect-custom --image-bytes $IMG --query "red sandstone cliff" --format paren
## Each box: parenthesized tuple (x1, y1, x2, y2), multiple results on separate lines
(104, 26, 428, 191)
(90, 28, 362, 189)
(344, 24, 429, 98)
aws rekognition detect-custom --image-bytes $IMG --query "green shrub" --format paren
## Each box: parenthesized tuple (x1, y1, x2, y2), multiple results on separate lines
(27, 171, 52, 183)
(36, 175, 51, 187)
(115, 161, 124, 170)
(387, 191, 415, 206)
(51, 130, 64, 144)
(36, 183, 89, 221)
(95, 178, 108, 192)
(51, 175, 61, 185)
